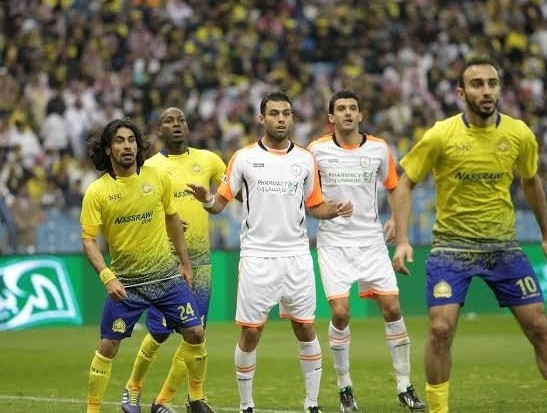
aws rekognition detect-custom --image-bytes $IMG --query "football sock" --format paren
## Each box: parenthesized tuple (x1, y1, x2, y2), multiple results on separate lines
(87, 351, 113, 413)
(426, 381, 449, 413)
(235, 344, 256, 409)
(328, 321, 352, 388)
(385, 318, 411, 393)
(126, 333, 162, 390)
(156, 339, 206, 403)
(299, 336, 322, 408)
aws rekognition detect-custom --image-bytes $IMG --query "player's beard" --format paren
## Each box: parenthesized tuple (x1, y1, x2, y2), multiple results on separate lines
(465, 94, 498, 119)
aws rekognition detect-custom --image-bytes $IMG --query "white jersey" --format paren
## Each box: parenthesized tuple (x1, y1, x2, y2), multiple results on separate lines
(308, 133, 399, 247)
(217, 140, 324, 257)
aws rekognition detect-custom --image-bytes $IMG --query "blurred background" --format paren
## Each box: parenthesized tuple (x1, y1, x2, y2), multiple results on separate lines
(0, 0, 545, 255)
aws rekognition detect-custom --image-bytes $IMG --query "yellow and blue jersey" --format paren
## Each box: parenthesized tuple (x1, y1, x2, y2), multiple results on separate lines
(81, 166, 178, 285)
(400, 113, 538, 251)
(145, 148, 226, 265)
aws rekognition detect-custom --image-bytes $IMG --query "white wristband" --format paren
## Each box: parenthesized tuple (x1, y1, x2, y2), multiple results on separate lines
(203, 195, 215, 209)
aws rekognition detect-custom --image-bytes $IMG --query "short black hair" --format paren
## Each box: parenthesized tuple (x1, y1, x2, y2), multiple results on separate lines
(259, 92, 292, 115)
(328, 89, 361, 114)
(458, 55, 502, 88)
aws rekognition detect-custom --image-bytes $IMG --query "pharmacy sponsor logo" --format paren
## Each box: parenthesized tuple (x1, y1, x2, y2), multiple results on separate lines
(256, 179, 298, 195)
(0, 257, 82, 330)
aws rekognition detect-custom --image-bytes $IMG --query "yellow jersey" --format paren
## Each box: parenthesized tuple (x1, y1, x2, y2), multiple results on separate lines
(400, 113, 538, 250)
(81, 166, 178, 285)
(146, 148, 226, 265)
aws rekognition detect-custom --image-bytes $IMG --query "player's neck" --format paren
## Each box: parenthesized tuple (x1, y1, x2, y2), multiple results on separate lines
(111, 163, 137, 178)
(165, 142, 188, 155)
(261, 136, 290, 151)
(334, 128, 362, 146)
(464, 110, 499, 128)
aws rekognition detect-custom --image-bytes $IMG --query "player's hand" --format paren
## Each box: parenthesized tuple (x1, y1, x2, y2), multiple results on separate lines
(392, 242, 413, 275)
(105, 279, 127, 301)
(179, 262, 193, 289)
(187, 183, 210, 203)
(542, 239, 547, 257)
(336, 200, 353, 217)
(383, 217, 396, 244)
(180, 218, 189, 232)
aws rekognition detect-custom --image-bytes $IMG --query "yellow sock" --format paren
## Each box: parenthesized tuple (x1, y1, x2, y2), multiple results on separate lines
(126, 334, 162, 390)
(183, 340, 208, 401)
(155, 340, 190, 404)
(426, 381, 449, 413)
(87, 351, 113, 413)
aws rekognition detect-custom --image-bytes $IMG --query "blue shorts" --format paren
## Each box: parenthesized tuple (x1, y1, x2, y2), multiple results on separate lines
(426, 249, 544, 308)
(100, 276, 202, 340)
(146, 265, 212, 334)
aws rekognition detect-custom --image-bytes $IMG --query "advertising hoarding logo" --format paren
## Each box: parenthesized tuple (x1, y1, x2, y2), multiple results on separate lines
(0, 257, 82, 330)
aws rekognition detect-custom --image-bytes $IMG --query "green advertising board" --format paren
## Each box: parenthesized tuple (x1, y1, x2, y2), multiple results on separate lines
(0, 244, 545, 330)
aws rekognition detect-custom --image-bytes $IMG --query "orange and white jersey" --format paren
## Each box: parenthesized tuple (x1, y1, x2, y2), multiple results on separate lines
(308, 133, 398, 247)
(217, 140, 324, 257)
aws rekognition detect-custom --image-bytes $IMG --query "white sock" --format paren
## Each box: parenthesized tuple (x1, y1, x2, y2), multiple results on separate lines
(328, 321, 352, 389)
(385, 318, 411, 393)
(235, 344, 256, 409)
(299, 336, 322, 408)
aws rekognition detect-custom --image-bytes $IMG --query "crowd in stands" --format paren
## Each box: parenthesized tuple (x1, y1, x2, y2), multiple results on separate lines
(0, 0, 546, 254)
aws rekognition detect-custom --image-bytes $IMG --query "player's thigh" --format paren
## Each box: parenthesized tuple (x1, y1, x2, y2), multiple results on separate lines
(236, 256, 284, 325)
(485, 250, 544, 307)
(318, 246, 356, 300)
(100, 294, 147, 339)
(145, 306, 172, 335)
(425, 251, 474, 307)
(152, 277, 203, 330)
(355, 244, 399, 298)
(280, 254, 316, 322)
(191, 265, 212, 325)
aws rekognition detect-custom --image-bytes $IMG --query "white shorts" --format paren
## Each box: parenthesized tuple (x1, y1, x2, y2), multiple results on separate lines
(318, 244, 399, 300)
(235, 255, 316, 326)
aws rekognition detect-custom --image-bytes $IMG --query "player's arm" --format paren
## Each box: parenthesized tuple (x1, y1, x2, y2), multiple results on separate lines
(391, 173, 416, 275)
(82, 231, 127, 301)
(165, 212, 194, 286)
(521, 174, 547, 256)
(186, 183, 229, 214)
(307, 199, 353, 219)
(383, 189, 396, 244)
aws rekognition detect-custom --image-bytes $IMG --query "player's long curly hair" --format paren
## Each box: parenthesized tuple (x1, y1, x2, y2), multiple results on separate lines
(88, 118, 149, 172)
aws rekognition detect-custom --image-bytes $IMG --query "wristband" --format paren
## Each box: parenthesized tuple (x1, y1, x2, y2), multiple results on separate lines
(99, 267, 117, 285)
(203, 194, 215, 209)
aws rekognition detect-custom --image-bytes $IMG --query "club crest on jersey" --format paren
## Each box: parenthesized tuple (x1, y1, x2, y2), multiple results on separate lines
(360, 157, 370, 168)
(192, 163, 201, 173)
(141, 182, 154, 195)
(496, 137, 511, 152)
(433, 280, 452, 298)
(291, 164, 302, 177)
(112, 317, 126, 333)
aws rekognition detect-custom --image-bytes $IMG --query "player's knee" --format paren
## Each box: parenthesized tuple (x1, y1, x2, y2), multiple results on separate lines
(151, 332, 171, 344)
(429, 318, 456, 344)
(179, 325, 205, 344)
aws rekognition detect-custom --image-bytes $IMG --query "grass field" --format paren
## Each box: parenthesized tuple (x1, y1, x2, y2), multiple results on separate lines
(0, 314, 544, 413)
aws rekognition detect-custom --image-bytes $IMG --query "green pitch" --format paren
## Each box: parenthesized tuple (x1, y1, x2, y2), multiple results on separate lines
(0, 314, 544, 413)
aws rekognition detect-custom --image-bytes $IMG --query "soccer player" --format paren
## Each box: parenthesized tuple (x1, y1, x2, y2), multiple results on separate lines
(392, 55, 547, 413)
(186, 92, 353, 413)
(121, 107, 225, 413)
(307, 89, 425, 412)
(81, 118, 215, 413)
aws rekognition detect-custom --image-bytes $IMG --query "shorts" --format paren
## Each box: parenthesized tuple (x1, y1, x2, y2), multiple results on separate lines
(146, 265, 212, 334)
(318, 244, 399, 300)
(236, 255, 316, 326)
(100, 276, 202, 340)
(426, 249, 544, 308)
